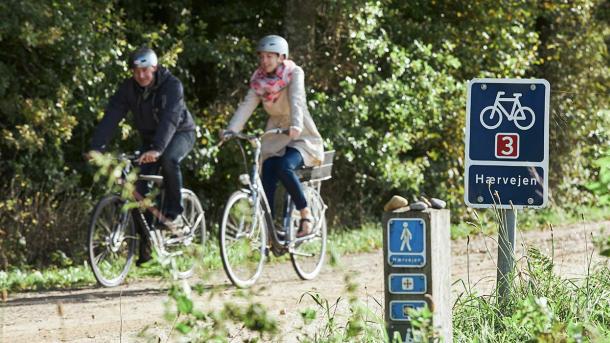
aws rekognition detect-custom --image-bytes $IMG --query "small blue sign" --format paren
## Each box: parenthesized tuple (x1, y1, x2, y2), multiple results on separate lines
(467, 165, 545, 207)
(387, 219, 425, 267)
(389, 274, 427, 294)
(390, 301, 427, 321)
(465, 78, 549, 209)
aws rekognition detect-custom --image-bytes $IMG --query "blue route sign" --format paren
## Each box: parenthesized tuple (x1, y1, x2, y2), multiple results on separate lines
(389, 274, 427, 294)
(465, 78, 549, 209)
(387, 218, 426, 267)
(389, 301, 427, 321)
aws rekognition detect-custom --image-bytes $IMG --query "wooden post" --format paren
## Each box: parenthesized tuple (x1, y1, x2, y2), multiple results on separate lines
(383, 208, 452, 341)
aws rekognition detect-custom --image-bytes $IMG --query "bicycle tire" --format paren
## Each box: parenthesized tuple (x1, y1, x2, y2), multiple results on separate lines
(219, 190, 267, 288)
(169, 189, 206, 279)
(290, 185, 327, 280)
(88, 194, 136, 287)
(480, 106, 502, 129)
(514, 107, 535, 130)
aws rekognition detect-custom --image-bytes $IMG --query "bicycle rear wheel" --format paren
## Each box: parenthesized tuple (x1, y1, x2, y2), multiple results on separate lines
(290, 185, 327, 280)
(219, 190, 267, 288)
(88, 195, 136, 287)
(168, 189, 206, 279)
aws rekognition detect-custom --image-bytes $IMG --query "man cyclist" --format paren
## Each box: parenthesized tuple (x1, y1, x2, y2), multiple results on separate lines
(88, 46, 196, 265)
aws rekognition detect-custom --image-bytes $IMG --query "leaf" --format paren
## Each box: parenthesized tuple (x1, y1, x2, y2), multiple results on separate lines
(175, 322, 192, 334)
(177, 295, 193, 314)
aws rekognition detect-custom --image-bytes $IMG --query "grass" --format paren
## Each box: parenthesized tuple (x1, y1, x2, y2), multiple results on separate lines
(452, 248, 610, 342)
(0, 225, 384, 293)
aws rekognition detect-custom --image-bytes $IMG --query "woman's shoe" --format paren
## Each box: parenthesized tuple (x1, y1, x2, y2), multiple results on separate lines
(296, 217, 314, 238)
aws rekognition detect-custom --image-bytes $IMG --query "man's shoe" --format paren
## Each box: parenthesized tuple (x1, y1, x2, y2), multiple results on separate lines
(162, 215, 187, 237)
(136, 254, 152, 267)
(136, 238, 152, 267)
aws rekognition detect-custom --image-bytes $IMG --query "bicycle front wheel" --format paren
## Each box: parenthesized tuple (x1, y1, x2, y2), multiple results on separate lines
(169, 189, 207, 279)
(480, 106, 502, 129)
(88, 195, 136, 287)
(219, 190, 267, 288)
(290, 185, 327, 280)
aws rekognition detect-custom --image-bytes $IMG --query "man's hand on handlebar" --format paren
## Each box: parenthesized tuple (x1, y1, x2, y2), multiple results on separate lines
(84, 150, 101, 162)
(138, 150, 160, 164)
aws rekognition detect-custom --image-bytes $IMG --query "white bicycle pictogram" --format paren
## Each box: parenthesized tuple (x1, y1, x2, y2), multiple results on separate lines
(480, 91, 536, 130)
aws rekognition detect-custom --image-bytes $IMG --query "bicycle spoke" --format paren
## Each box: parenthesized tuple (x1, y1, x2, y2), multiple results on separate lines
(220, 191, 266, 288)
(94, 250, 109, 266)
(225, 221, 240, 237)
(97, 217, 112, 234)
(162, 190, 205, 280)
(290, 186, 327, 281)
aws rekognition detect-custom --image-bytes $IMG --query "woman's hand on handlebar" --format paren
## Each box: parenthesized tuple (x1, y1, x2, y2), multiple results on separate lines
(288, 127, 301, 139)
(219, 129, 234, 141)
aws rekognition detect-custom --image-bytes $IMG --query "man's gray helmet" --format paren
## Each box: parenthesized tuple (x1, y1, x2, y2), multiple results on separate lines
(130, 47, 158, 68)
(256, 35, 289, 58)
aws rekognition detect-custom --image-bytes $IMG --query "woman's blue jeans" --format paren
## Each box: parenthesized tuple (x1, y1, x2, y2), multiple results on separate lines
(262, 147, 308, 217)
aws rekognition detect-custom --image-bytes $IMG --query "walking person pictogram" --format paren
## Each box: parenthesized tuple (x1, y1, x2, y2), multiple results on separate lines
(400, 223, 412, 251)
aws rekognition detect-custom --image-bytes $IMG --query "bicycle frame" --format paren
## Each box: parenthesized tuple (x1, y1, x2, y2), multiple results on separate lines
(493, 92, 525, 120)
(112, 154, 203, 259)
(223, 130, 314, 256)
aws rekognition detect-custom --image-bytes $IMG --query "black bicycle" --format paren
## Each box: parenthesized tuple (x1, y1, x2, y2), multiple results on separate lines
(218, 129, 334, 288)
(88, 153, 206, 287)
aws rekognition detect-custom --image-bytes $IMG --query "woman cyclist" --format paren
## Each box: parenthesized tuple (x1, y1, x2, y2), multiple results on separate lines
(222, 35, 324, 237)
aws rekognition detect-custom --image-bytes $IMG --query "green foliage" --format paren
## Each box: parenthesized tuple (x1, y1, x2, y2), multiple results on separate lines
(0, 264, 95, 292)
(534, 1, 610, 206)
(152, 283, 278, 342)
(296, 274, 387, 342)
(587, 151, 610, 205)
(0, 0, 608, 267)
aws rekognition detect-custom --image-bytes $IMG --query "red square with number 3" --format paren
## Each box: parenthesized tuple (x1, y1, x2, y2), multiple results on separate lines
(495, 133, 519, 159)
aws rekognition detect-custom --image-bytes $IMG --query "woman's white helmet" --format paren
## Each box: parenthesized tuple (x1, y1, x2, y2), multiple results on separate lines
(256, 35, 289, 58)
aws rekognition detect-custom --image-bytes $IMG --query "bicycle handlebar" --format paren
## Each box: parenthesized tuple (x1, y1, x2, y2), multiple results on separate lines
(218, 128, 290, 147)
(117, 152, 140, 163)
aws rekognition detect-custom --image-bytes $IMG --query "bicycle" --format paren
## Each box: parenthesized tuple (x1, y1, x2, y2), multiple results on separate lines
(87, 153, 206, 287)
(479, 91, 536, 130)
(218, 129, 334, 288)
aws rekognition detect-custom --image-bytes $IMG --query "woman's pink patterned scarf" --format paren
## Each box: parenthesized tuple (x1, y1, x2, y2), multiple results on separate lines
(250, 60, 296, 103)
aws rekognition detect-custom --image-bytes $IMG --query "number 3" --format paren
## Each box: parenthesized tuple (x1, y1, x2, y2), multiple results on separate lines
(501, 136, 514, 156)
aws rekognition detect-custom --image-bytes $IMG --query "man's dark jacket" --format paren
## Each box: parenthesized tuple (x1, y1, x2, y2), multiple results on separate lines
(90, 66, 196, 153)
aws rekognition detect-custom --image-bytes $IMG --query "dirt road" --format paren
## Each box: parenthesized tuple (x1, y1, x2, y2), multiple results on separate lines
(2, 220, 609, 342)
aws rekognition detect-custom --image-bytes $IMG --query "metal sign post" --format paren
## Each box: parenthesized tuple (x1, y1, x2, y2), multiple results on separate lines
(497, 209, 517, 301)
(464, 78, 550, 302)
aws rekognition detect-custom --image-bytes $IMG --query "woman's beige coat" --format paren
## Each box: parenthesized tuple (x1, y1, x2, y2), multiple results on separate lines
(227, 66, 324, 167)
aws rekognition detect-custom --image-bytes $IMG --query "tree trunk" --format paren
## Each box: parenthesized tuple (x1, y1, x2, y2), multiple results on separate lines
(284, 0, 317, 66)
